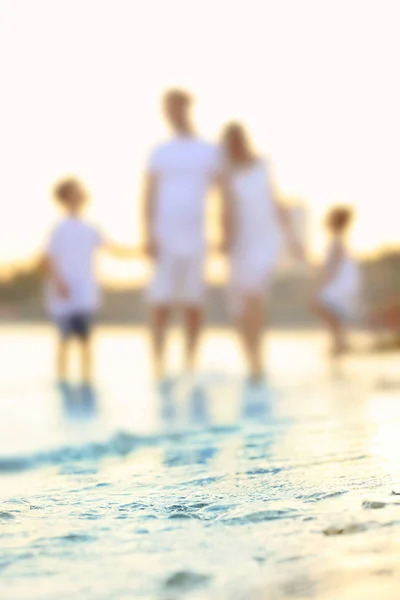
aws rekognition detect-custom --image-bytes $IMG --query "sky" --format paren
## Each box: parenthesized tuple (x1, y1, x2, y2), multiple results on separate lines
(0, 0, 399, 282)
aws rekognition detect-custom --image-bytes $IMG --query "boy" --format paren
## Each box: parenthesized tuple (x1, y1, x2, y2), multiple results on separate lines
(44, 177, 134, 383)
(312, 206, 361, 356)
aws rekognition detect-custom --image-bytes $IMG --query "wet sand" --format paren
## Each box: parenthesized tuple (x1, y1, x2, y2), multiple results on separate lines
(0, 325, 399, 600)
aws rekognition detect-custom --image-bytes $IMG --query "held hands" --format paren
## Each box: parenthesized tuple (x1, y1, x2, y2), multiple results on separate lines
(143, 239, 158, 260)
(105, 241, 140, 259)
(54, 277, 70, 300)
(214, 237, 232, 255)
(288, 236, 306, 264)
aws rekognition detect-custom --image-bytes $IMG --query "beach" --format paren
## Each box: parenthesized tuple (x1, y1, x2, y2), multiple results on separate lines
(0, 326, 399, 599)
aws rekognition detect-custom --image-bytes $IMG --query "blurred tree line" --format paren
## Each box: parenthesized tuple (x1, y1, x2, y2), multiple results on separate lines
(0, 250, 399, 325)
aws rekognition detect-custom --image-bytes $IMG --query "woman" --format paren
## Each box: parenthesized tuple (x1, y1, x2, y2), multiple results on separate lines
(221, 123, 302, 384)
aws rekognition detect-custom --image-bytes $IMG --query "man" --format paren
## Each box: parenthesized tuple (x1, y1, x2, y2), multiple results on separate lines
(143, 89, 222, 383)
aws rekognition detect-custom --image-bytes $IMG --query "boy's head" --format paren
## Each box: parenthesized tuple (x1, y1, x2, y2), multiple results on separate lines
(163, 89, 193, 131)
(326, 206, 354, 234)
(53, 178, 87, 214)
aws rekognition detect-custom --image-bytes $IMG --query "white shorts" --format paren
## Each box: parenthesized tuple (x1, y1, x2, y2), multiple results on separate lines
(148, 253, 205, 306)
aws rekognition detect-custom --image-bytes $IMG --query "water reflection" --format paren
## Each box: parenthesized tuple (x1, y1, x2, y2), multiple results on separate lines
(158, 381, 216, 467)
(158, 379, 177, 425)
(242, 382, 271, 422)
(58, 382, 98, 420)
(189, 385, 209, 426)
(158, 378, 211, 430)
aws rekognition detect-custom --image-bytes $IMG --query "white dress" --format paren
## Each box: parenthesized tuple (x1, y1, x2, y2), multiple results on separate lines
(229, 160, 283, 313)
(319, 241, 361, 319)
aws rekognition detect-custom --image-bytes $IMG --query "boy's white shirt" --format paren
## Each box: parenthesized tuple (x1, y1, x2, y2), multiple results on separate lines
(45, 216, 103, 317)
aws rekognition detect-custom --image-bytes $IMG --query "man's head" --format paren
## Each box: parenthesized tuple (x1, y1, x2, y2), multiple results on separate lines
(53, 177, 87, 214)
(326, 206, 354, 235)
(163, 89, 193, 132)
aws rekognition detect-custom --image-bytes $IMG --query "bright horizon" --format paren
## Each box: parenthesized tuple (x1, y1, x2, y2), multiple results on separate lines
(0, 0, 399, 283)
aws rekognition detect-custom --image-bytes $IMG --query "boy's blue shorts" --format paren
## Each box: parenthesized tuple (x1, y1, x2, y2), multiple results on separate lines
(56, 313, 93, 340)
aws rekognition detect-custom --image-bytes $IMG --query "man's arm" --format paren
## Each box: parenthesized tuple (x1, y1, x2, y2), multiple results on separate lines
(143, 172, 158, 258)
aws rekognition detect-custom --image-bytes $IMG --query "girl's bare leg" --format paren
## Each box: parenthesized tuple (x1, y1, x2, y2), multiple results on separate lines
(237, 295, 265, 382)
(151, 306, 172, 380)
(312, 301, 346, 356)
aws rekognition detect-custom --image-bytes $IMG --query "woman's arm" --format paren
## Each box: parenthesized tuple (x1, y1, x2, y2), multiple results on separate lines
(275, 201, 294, 238)
(219, 173, 234, 253)
(267, 162, 304, 260)
(273, 196, 304, 261)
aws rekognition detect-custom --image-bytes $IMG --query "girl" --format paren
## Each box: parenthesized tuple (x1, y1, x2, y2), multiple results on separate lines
(221, 123, 302, 384)
(312, 207, 361, 356)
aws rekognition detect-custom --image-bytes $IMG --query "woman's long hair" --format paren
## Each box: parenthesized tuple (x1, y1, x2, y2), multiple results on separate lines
(221, 122, 256, 169)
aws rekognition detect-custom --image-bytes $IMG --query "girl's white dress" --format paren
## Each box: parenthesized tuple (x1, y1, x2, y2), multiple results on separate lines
(319, 240, 361, 319)
(228, 160, 283, 314)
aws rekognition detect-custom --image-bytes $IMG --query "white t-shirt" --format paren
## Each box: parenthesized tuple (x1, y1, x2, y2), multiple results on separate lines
(45, 217, 103, 318)
(148, 137, 220, 256)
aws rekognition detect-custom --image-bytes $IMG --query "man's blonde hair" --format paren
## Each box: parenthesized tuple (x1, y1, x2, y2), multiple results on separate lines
(163, 88, 193, 107)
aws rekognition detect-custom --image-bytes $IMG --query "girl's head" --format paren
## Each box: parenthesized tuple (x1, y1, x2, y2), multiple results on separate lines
(53, 178, 87, 214)
(221, 122, 254, 166)
(326, 206, 354, 235)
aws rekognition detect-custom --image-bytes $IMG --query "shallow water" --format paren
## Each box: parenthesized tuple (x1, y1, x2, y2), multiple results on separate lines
(0, 325, 399, 600)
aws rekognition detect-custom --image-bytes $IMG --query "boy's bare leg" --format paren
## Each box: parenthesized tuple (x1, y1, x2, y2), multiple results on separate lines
(80, 338, 93, 384)
(238, 295, 265, 382)
(57, 338, 68, 381)
(151, 305, 172, 380)
(183, 306, 203, 373)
